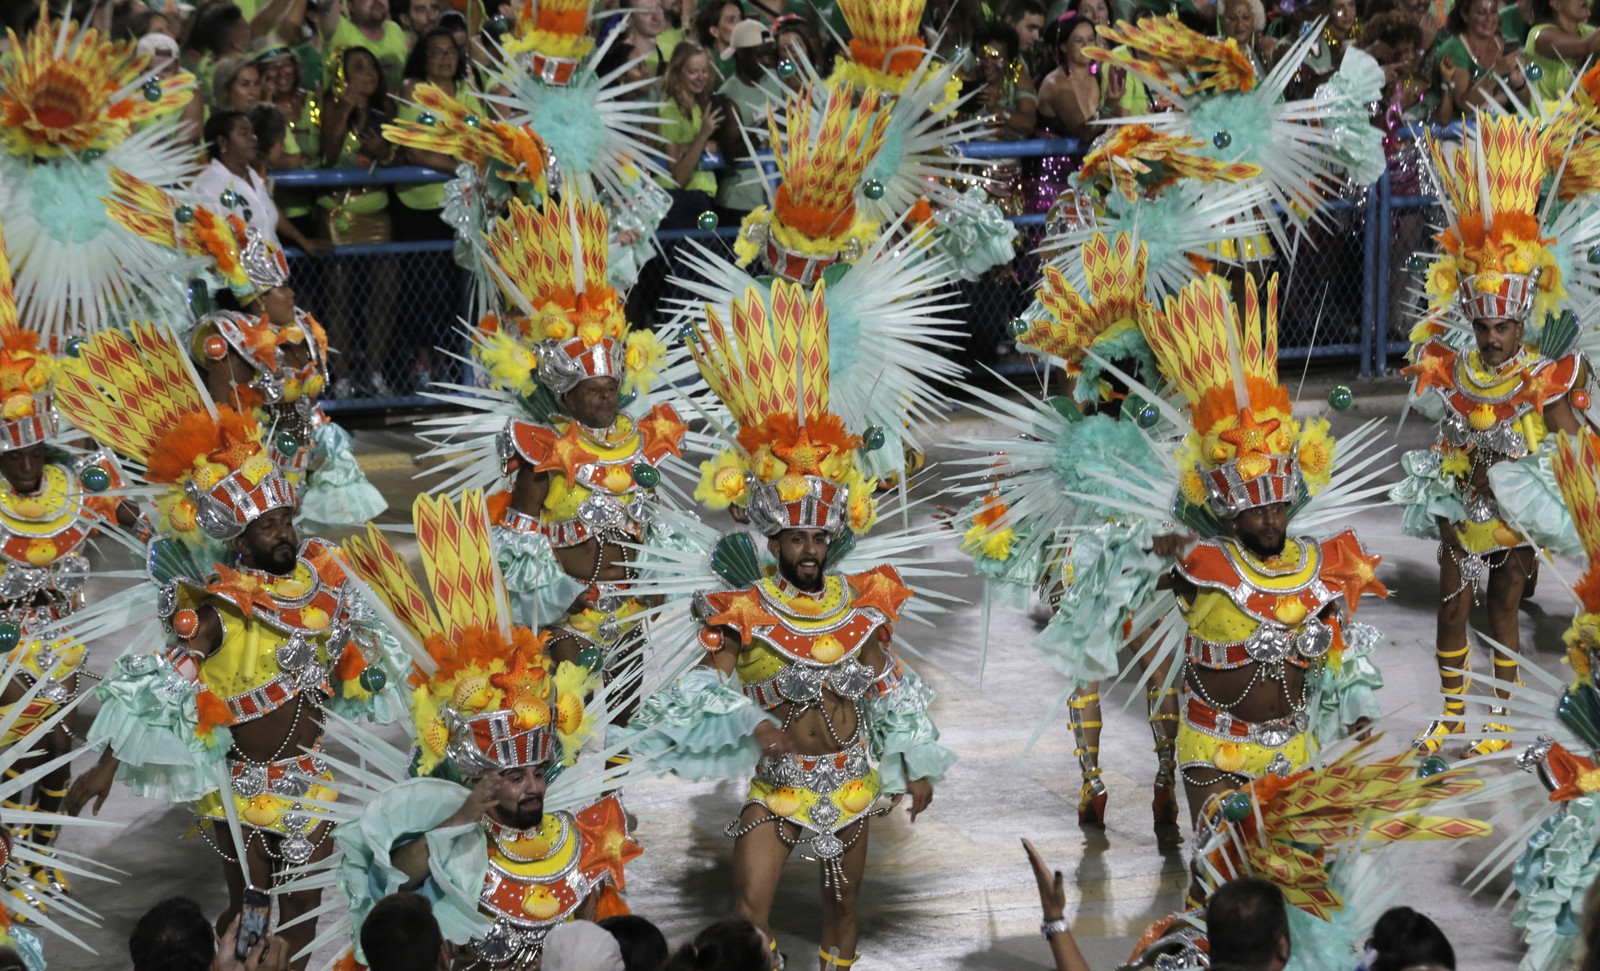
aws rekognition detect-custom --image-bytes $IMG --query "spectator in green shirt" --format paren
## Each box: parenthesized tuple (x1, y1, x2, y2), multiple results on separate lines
(182, 3, 253, 98)
(714, 20, 777, 221)
(1500, 0, 1533, 42)
(1526, 0, 1600, 101)
(655, 42, 726, 226)
(318, 0, 412, 89)
(695, 0, 748, 80)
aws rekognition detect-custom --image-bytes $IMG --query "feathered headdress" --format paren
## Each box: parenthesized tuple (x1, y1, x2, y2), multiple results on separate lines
(51, 324, 293, 542)
(688, 279, 878, 535)
(476, 196, 663, 400)
(1555, 430, 1600, 675)
(1016, 231, 1161, 405)
(0, 227, 57, 452)
(1142, 273, 1336, 518)
(381, 83, 548, 191)
(1424, 114, 1561, 324)
(828, 0, 931, 95)
(501, 0, 593, 83)
(0, 12, 199, 339)
(735, 84, 891, 283)
(104, 168, 289, 303)
(1192, 737, 1490, 918)
(1077, 125, 1260, 205)
(344, 490, 599, 778)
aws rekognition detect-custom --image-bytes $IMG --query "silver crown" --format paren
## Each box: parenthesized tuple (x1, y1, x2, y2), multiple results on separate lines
(184, 467, 297, 540)
(239, 227, 290, 294)
(745, 474, 847, 537)
(1460, 270, 1539, 322)
(443, 706, 558, 775)
(535, 338, 624, 397)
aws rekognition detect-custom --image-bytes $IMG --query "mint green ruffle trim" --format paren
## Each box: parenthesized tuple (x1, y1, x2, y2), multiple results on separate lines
(1389, 448, 1461, 540)
(868, 665, 956, 793)
(1512, 796, 1600, 971)
(491, 524, 586, 628)
(1490, 450, 1581, 556)
(933, 187, 1018, 282)
(620, 667, 774, 781)
(1309, 621, 1384, 747)
(88, 652, 232, 803)
(299, 421, 387, 529)
(605, 178, 670, 292)
(1033, 520, 1163, 689)
(332, 777, 493, 962)
(1315, 46, 1386, 185)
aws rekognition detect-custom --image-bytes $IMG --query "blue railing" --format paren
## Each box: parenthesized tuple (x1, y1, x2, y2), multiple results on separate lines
(272, 133, 1442, 411)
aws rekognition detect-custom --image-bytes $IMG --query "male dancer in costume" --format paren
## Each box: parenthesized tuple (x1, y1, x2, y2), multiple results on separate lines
(292, 491, 641, 971)
(626, 279, 955, 970)
(57, 323, 406, 969)
(1393, 115, 1591, 757)
(421, 198, 683, 725)
(0, 228, 143, 896)
(1138, 274, 1388, 827)
(103, 170, 386, 531)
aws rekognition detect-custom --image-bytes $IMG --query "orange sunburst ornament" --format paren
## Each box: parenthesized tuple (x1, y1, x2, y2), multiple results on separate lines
(0, 12, 193, 159)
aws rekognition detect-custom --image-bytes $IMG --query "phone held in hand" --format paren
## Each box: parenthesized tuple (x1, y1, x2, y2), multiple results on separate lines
(236, 886, 271, 959)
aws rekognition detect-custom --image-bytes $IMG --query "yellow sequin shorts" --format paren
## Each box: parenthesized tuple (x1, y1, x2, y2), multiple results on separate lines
(1177, 699, 1310, 783)
(726, 738, 888, 873)
(0, 636, 85, 746)
(194, 752, 338, 867)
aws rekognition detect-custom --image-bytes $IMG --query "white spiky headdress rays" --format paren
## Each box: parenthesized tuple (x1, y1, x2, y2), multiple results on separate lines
(0, 11, 199, 338)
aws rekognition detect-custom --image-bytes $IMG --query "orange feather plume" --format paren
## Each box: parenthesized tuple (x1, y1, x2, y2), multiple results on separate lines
(145, 407, 263, 484)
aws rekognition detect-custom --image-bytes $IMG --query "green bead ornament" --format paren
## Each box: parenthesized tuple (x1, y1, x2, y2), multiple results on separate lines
(1007, 317, 1030, 339)
(82, 148, 105, 162)
(1213, 130, 1232, 149)
(1220, 791, 1253, 822)
(220, 189, 239, 209)
(175, 205, 194, 224)
(777, 58, 797, 79)
(632, 462, 660, 488)
(359, 667, 388, 693)
(0, 623, 19, 653)
(862, 179, 885, 200)
(1525, 62, 1543, 82)
(275, 432, 300, 456)
(862, 426, 886, 451)
(576, 644, 603, 672)
(143, 79, 162, 102)
(418, 112, 436, 126)
(1404, 253, 1429, 273)
(65, 336, 86, 358)
(1136, 402, 1161, 428)
(617, 389, 638, 408)
(696, 210, 719, 232)
(1327, 385, 1354, 411)
(1588, 246, 1600, 266)
(679, 322, 699, 344)
(79, 466, 111, 493)
(1416, 754, 1449, 780)
(463, 114, 481, 127)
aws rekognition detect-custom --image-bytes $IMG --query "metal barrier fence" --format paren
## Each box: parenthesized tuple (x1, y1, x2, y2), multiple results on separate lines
(271, 138, 1434, 414)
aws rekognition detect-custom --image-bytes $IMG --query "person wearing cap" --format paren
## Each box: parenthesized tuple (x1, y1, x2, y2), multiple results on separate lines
(713, 20, 778, 223)
(137, 32, 206, 141)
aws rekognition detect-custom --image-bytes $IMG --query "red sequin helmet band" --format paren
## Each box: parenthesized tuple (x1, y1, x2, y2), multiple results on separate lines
(444, 707, 558, 775)
(1459, 271, 1539, 322)
(0, 399, 55, 453)
(1204, 454, 1301, 518)
(186, 467, 298, 540)
(536, 337, 625, 397)
(746, 475, 847, 536)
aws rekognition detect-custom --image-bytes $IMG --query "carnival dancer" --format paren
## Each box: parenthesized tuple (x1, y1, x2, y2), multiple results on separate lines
(55, 324, 409, 970)
(953, 232, 1181, 830)
(0, 10, 196, 339)
(1392, 113, 1591, 758)
(286, 489, 642, 970)
(0, 227, 142, 898)
(102, 169, 387, 532)
(1140, 274, 1389, 830)
(624, 277, 955, 970)
(419, 198, 685, 729)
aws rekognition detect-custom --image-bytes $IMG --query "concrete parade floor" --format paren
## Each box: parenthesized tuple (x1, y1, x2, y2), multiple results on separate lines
(44, 372, 1569, 969)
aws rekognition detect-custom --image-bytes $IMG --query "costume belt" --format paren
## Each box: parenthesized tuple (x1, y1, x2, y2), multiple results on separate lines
(755, 738, 872, 795)
(1183, 697, 1308, 748)
(1184, 622, 1328, 671)
(224, 673, 331, 722)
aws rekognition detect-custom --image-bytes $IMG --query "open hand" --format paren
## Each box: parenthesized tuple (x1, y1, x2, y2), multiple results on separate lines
(1022, 838, 1067, 919)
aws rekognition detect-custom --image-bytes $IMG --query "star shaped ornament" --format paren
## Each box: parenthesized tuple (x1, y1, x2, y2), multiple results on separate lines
(638, 403, 688, 460)
(1320, 539, 1388, 612)
(535, 422, 600, 480)
(847, 565, 914, 620)
(705, 589, 778, 642)
(576, 796, 644, 889)
(1218, 408, 1282, 455)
